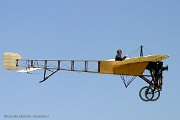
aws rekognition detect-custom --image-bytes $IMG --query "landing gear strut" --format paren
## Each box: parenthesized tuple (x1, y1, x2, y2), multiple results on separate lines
(139, 62, 167, 101)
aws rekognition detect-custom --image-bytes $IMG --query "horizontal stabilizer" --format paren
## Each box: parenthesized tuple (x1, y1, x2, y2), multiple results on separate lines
(17, 67, 43, 73)
(3, 52, 22, 70)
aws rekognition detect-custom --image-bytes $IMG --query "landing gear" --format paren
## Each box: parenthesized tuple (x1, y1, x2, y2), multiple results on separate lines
(139, 86, 161, 102)
(139, 61, 167, 101)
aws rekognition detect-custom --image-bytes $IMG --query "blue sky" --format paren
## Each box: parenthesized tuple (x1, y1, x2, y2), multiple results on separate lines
(0, 0, 179, 120)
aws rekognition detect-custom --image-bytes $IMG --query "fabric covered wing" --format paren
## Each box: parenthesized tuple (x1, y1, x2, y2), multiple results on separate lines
(113, 54, 169, 66)
(99, 54, 169, 76)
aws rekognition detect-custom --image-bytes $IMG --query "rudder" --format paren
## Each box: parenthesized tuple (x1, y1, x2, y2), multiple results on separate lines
(3, 52, 22, 70)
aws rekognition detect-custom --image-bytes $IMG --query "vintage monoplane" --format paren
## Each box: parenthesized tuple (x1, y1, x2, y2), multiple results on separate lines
(3, 46, 169, 102)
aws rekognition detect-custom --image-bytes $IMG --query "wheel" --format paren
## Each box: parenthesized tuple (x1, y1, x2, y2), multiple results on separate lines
(145, 86, 161, 101)
(139, 86, 153, 102)
(150, 88, 161, 101)
(145, 86, 155, 101)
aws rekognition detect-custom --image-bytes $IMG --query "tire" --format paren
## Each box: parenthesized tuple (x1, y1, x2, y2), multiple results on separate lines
(145, 86, 155, 101)
(139, 86, 153, 102)
(150, 88, 161, 101)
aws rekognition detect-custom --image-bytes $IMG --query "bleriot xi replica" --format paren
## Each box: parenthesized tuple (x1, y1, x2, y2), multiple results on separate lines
(3, 46, 169, 102)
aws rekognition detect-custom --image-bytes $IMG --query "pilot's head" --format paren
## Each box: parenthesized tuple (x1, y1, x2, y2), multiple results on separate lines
(117, 49, 122, 54)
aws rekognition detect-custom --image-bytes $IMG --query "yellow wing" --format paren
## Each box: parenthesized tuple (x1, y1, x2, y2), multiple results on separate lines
(99, 54, 169, 76)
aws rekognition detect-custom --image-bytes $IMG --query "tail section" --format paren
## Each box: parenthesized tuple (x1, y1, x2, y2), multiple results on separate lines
(3, 52, 22, 70)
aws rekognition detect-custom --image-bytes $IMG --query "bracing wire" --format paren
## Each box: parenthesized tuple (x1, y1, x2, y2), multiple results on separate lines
(143, 47, 153, 55)
(126, 47, 140, 58)
(120, 75, 137, 88)
(126, 45, 153, 58)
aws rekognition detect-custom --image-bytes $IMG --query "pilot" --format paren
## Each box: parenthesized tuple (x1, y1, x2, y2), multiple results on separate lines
(115, 49, 127, 61)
